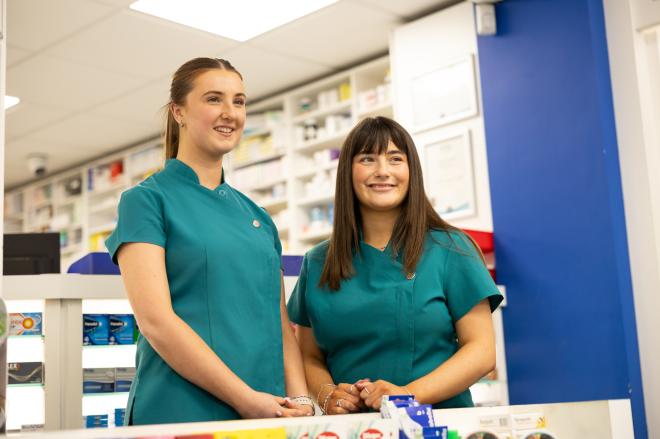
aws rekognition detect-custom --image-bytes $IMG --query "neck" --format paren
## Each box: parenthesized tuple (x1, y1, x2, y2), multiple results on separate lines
(360, 206, 400, 250)
(176, 143, 224, 189)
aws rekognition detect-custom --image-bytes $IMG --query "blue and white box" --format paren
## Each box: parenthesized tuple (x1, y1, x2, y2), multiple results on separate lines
(83, 314, 109, 345)
(109, 314, 135, 345)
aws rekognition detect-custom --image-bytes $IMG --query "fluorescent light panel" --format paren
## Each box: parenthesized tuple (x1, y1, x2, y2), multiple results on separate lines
(4, 95, 20, 110)
(130, 0, 338, 42)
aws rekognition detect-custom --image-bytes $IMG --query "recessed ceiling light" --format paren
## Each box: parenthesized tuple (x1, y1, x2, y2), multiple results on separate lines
(130, 0, 338, 42)
(4, 95, 20, 110)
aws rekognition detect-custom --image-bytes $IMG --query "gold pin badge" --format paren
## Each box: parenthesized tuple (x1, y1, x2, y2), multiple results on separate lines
(252, 219, 261, 228)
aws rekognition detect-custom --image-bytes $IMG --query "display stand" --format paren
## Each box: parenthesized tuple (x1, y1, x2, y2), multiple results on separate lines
(2, 274, 125, 431)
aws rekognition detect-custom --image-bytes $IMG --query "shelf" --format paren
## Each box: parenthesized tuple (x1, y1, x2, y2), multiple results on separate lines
(88, 223, 116, 235)
(89, 203, 118, 216)
(55, 195, 83, 208)
(62, 243, 84, 255)
(82, 391, 130, 398)
(242, 126, 271, 138)
(8, 335, 45, 340)
(292, 100, 352, 123)
(296, 193, 334, 207)
(241, 176, 287, 192)
(296, 129, 350, 154)
(357, 101, 393, 118)
(7, 383, 44, 388)
(233, 151, 284, 171)
(88, 181, 128, 198)
(299, 227, 332, 242)
(83, 343, 136, 349)
(258, 197, 288, 212)
(295, 161, 338, 179)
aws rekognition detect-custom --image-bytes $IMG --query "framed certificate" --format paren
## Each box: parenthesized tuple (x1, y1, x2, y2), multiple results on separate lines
(423, 130, 476, 220)
(410, 55, 478, 133)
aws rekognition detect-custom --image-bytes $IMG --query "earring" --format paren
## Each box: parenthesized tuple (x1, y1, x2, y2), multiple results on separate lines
(179, 121, 185, 128)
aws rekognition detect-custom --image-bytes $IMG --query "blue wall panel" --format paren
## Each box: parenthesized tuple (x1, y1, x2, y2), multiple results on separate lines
(476, 0, 646, 436)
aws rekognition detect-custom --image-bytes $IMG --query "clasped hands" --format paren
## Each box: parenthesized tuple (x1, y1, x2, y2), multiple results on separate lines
(320, 379, 411, 415)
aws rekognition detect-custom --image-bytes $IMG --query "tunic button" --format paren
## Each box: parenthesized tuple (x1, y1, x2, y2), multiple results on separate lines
(252, 219, 261, 228)
(406, 272, 416, 280)
(218, 189, 226, 197)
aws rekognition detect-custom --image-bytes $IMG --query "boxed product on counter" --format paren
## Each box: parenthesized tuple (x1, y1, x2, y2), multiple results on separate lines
(9, 312, 43, 336)
(83, 314, 109, 345)
(83, 368, 115, 393)
(8, 362, 44, 385)
(115, 367, 136, 392)
(109, 314, 135, 344)
(85, 414, 108, 429)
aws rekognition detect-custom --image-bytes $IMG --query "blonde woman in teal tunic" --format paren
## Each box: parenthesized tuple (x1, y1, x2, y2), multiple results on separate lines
(287, 117, 503, 414)
(106, 58, 313, 425)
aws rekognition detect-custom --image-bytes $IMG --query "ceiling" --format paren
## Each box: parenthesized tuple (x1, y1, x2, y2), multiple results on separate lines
(3, 0, 457, 189)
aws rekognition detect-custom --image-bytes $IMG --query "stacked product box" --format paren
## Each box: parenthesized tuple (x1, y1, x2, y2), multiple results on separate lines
(83, 313, 137, 345)
(8, 362, 44, 385)
(83, 367, 135, 394)
(9, 312, 43, 336)
(84, 414, 108, 429)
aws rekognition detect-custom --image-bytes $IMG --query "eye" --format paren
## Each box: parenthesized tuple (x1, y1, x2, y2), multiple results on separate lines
(358, 155, 375, 163)
(390, 155, 405, 163)
(207, 96, 220, 103)
(234, 98, 246, 106)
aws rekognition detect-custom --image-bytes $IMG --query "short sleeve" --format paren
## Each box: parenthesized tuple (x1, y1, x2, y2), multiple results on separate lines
(105, 186, 166, 265)
(444, 232, 503, 322)
(264, 212, 283, 268)
(286, 255, 311, 327)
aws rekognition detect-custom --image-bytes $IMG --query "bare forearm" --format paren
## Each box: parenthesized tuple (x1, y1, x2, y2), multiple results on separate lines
(282, 322, 308, 396)
(141, 312, 252, 411)
(303, 353, 335, 404)
(408, 341, 495, 405)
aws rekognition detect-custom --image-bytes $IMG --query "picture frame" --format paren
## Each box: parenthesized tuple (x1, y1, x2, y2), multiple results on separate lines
(423, 129, 477, 220)
(410, 55, 479, 133)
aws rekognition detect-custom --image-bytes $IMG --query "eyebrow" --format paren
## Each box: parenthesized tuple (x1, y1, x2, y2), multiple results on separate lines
(202, 91, 247, 99)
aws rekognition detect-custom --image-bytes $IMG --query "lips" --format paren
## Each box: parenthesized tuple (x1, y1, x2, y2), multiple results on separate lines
(366, 183, 398, 193)
(214, 126, 234, 134)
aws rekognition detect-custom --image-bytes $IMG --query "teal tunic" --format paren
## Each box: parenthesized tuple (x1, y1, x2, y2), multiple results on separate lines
(287, 229, 502, 408)
(105, 159, 284, 425)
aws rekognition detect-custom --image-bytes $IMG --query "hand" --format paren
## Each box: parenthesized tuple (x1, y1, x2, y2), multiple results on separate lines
(321, 381, 366, 415)
(236, 391, 308, 419)
(356, 380, 411, 410)
(282, 398, 315, 417)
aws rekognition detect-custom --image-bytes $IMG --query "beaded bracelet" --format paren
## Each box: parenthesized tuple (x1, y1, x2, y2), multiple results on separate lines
(289, 395, 315, 415)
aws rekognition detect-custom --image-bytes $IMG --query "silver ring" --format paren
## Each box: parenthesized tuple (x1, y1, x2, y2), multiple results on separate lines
(336, 399, 342, 408)
(349, 385, 354, 393)
(364, 386, 370, 395)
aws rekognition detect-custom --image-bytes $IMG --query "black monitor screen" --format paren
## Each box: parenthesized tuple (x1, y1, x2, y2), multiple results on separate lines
(3, 233, 61, 275)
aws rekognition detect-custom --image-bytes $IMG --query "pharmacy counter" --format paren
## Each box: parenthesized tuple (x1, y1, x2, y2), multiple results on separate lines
(12, 399, 633, 439)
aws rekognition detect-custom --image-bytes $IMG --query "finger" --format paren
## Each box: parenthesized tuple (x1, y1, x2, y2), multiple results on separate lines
(273, 396, 287, 405)
(327, 405, 350, 415)
(279, 407, 307, 417)
(337, 383, 360, 399)
(336, 397, 360, 413)
(334, 389, 361, 406)
(365, 387, 385, 408)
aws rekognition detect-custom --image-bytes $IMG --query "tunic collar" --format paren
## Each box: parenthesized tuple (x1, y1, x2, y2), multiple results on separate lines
(165, 158, 225, 187)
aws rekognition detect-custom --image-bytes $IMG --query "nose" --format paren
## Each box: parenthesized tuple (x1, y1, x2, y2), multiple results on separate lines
(373, 156, 390, 177)
(220, 102, 235, 120)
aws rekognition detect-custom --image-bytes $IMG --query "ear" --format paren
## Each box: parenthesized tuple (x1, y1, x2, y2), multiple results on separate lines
(170, 102, 184, 124)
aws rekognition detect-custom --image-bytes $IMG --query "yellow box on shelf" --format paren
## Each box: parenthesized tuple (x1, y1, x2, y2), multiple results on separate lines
(213, 427, 286, 439)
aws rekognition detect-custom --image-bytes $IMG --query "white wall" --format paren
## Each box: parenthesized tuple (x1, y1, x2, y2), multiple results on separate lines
(603, 1, 660, 437)
(389, 1, 494, 232)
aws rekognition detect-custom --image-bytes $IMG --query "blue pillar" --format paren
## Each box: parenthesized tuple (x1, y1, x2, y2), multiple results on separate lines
(476, 0, 647, 437)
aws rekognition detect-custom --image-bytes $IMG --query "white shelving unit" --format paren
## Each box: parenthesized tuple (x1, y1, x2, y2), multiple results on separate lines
(2, 274, 127, 431)
(3, 56, 392, 259)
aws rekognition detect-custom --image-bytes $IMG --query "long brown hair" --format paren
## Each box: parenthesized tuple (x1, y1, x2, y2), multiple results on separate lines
(164, 58, 243, 159)
(319, 116, 478, 290)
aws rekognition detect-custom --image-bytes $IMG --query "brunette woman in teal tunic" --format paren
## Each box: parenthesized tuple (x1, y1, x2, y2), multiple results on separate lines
(287, 117, 503, 414)
(106, 58, 312, 425)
